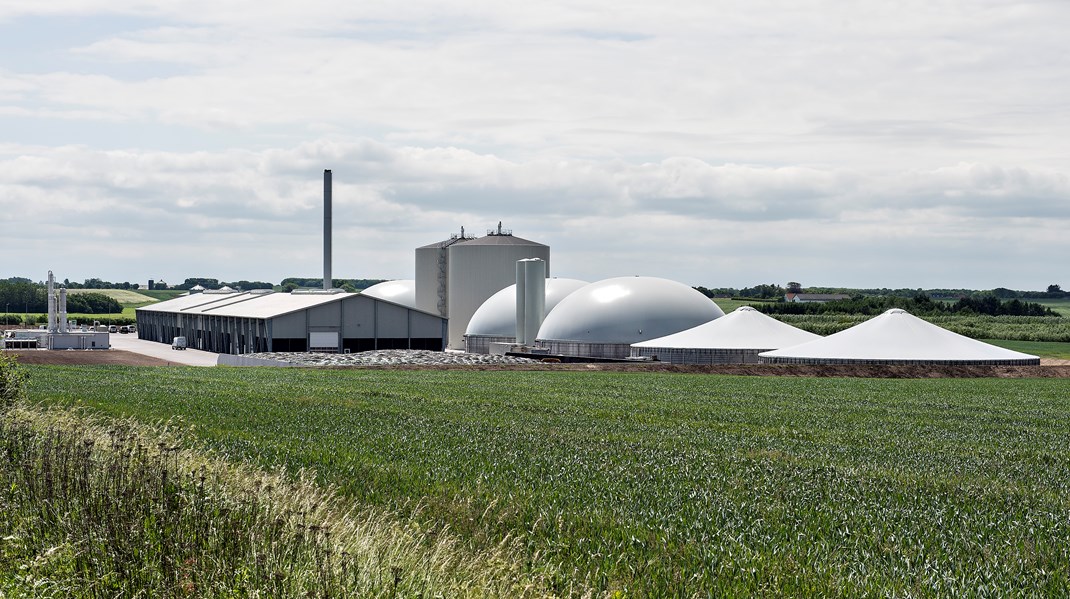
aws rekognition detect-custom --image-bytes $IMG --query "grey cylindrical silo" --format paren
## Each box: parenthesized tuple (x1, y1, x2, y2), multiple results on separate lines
(523, 259, 546, 346)
(515, 260, 527, 343)
(58, 287, 68, 334)
(323, 169, 332, 290)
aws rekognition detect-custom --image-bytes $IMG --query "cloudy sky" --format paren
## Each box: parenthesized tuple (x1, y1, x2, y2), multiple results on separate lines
(2, 0, 1067, 290)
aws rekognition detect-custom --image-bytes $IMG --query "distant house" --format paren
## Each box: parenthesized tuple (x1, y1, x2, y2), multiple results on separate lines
(785, 293, 850, 303)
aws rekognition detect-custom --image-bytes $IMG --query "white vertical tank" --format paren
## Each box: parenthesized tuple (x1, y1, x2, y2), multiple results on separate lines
(47, 271, 56, 333)
(516, 258, 545, 345)
(417, 228, 549, 350)
(58, 287, 68, 334)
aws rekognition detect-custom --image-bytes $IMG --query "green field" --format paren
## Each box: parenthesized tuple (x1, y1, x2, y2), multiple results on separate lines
(22, 366, 1070, 596)
(66, 288, 157, 304)
(983, 339, 1070, 360)
(136, 289, 188, 301)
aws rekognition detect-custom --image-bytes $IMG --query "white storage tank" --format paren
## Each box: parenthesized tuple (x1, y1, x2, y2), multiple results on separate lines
(536, 276, 725, 359)
(631, 306, 821, 364)
(416, 227, 549, 350)
(758, 308, 1040, 365)
(464, 277, 588, 353)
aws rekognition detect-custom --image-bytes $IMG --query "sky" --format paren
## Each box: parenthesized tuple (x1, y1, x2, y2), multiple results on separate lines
(1, 0, 1068, 290)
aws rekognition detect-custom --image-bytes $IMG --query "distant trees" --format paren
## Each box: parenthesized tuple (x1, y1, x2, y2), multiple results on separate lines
(757, 295, 1058, 317)
(0, 281, 121, 314)
(63, 278, 136, 290)
(1048, 284, 1063, 294)
(279, 278, 387, 291)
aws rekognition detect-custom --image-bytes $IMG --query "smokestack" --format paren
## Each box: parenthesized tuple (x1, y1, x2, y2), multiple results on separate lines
(59, 287, 68, 334)
(47, 271, 56, 333)
(323, 169, 332, 290)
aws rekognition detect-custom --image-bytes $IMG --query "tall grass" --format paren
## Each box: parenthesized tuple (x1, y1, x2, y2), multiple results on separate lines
(0, 405, 545, 597)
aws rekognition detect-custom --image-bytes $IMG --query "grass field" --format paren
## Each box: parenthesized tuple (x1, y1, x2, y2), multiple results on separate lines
(21, 366, 1070, 596)
(136, 289, 188, 301)
(66, 288, 157, 304)
(983, 339, 1070, 360)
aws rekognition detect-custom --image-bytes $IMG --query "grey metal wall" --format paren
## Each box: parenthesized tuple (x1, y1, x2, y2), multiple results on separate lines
(137, 294, 447, 355)
(415, 246, 448, 317)
(445, 242, 549, 350)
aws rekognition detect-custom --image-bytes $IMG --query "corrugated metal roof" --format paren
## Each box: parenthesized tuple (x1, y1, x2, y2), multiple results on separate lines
(458, 234, 547, 247)
(138, 290, 443, 320)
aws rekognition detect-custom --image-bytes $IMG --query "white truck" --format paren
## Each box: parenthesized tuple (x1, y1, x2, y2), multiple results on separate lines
(171, 336, 187, 350)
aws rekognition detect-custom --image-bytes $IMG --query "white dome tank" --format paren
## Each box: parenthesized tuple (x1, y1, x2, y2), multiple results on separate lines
(464, 278, 588, 353)
(361, 280, 417, 309)
(536, 276, 725, 358)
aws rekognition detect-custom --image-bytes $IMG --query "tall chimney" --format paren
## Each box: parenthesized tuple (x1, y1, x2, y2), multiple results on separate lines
(323, 169, 332, 290)
(47, 271, 56, 333)
(59, 287, 68, 334)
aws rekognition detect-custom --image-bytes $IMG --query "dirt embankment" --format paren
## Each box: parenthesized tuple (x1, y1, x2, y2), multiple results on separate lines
(5, 349, 1069, 378)
(3, 350, 176, 367)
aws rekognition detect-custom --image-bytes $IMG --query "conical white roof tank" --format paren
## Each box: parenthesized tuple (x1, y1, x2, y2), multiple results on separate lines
(759, 308, 1040, 365)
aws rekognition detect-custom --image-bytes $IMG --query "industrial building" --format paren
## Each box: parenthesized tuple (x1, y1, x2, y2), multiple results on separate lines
(135, 170, 446, 355)
(630, 306, 821, 364)
(1, 271, 109, 350)
(416, 224, 550, 349)
(136, 289, 446, 354)
(464, 277, 589, 354)
(758, 308, 1040, 365)
(534, 276, 725, 359)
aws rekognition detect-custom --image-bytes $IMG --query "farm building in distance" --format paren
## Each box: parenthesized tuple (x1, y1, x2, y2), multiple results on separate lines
(784, 293, 851, 303)
(136, 289, 446, 354)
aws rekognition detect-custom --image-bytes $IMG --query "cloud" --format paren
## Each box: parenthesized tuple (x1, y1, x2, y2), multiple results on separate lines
(1, 139, 1067, 288)
(1, 2, 1068, 288)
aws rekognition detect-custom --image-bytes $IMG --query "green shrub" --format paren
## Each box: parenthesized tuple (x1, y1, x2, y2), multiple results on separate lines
(0, 352, 26, 408)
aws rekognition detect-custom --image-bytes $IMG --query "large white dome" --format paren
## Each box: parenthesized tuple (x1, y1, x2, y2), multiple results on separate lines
(536, 276, 725, 345)
(360, 280, 416, 309)
(466, 278, 589, 336)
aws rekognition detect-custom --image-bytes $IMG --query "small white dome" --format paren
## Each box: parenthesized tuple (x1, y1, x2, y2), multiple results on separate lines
(536, 276, 725, 345)
(361, 280, 417, 309)
(466, 278, 589, 336)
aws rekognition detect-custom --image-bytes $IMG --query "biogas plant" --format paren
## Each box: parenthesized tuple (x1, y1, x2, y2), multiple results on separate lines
(2, 271, 110, 350)
(135, 170, 1039, 367)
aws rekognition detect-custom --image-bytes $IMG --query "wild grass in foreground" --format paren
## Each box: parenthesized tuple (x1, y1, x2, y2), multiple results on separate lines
(0, 406, 541, 597)
(23, 365, 1070, 597)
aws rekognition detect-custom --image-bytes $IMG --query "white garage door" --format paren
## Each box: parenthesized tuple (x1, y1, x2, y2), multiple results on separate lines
(309, 332, 338, 350)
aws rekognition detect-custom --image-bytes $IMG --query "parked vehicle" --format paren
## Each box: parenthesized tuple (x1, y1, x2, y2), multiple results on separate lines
(108, 325, 118, 333)
(172, 336, 187, 350)
(119, 326, 130, 334)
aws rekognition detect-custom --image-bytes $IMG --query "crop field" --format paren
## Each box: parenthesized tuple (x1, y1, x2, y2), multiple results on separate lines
(66, 288, 157, 304)
(19, 365, 1070, 596)
(771, 313, 1070, 342)
(983, 340, 1070, 361)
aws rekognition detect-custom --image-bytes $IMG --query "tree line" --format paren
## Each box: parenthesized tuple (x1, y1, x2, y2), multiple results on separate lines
(755, 295, 1059, 317)
(0, 281, 122, 315)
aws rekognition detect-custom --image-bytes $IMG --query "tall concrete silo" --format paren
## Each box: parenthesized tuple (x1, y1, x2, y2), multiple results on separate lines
(416, 225, 549, 350)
